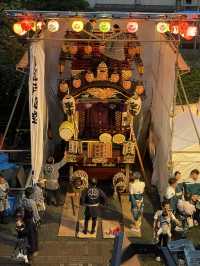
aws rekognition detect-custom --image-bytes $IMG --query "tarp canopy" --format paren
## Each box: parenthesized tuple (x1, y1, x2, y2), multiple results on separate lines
(172, 110, 200, 180)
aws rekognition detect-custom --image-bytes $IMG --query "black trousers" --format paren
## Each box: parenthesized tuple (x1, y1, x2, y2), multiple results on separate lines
(46, 189, 60, 205)
(158, 234, 169, 247)
(84, 207, 98, 232)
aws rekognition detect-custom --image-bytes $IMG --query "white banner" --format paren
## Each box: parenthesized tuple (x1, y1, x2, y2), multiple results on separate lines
(29, 41, 47, 182)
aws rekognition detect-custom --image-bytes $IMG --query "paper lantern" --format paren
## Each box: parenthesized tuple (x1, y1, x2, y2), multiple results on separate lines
(21, 19, 34, 31)
(99, 43, 106, 53)
(85, 71, 94, 82)
(69, 45, 78, 55)
(73, 78, 81, 88)
(110, 72, 120, 83)
(84, 45, 93, 55)
(170, 22, 179, 34)
(122, 80, 132, 90)
(156, 22, 169, 33)
(47, 20, 59, 32)
(13, 22, 27, 36)
(136, 85, 145, 95)
(72, 20, 84, 32)
(179, 21, 189, 35)
(187, 26, 198, 37)
(127, 21, 138, 33)
(122, 70, 132, 80)
(128, 46, 136, 57)
(138, 64, 144, 75)
(99, 21, 111, 33)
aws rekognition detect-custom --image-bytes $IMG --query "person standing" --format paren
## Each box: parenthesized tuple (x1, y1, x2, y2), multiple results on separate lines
(184, 169, 200, 197)
(22, 188, 40, 225)
(0, 175, 9, 224)
(164, 177, 178, 213)
(43, 151, 67, 206)
(81, 178, 107, 234)
(30, 182, 45, 218)
(174, 171, 184, 200)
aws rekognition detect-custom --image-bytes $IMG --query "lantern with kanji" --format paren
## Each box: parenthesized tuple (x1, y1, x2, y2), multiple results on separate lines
(84, 45, 93, 55)
(110, 72, 120, 83)
(85, 71, 94, 82)
(138, 64, 144, 75)
(136, 84, 145, 95)
(122, 80, 132, 90)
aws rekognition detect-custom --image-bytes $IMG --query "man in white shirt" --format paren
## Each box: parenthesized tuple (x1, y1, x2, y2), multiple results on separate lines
(164, 177, 177, 212)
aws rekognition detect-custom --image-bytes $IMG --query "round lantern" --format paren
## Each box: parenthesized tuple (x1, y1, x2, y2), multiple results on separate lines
(110, 72, 120, 83)
(99, 43, 106, 54)
(156, 22, 169, 33)
(13, 22, 27, 36)
(128, 46, 136, 57)
(179, 21, 189, 35)
(69, 45, 78, 55)
(59, 121, 74, 141)
(72, 78, 82, 89)
(170, 21, 179, 35)
(122, 80, 132, 90)
(122, 70, 132, 80)
(99, 21, 111, 33)
(127, 21, 138, 33)
(187, 25, 198, 37)
(21, 19, 34, 31)
(47, 20, 59, 32)
(136, 84, 145, 95)
(59, 81, 69, 93)
(84, 45, 93, 55)
(72, 20, 84, 32)
(85, 71, 94, 82)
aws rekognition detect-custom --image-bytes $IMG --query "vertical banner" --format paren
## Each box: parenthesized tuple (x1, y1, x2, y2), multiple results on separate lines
(29, 41, 46, 182)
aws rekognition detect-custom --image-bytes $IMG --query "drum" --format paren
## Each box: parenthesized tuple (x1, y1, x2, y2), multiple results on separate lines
(59, 121, 74, 141)
(113, 134, 125, 144)
(99, 133, 112, 143)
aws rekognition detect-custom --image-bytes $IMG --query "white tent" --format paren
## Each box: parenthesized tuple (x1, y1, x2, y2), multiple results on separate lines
(172, 110, 200, 181)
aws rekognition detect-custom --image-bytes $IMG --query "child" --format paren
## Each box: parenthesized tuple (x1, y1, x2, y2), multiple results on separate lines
(15, 215, 29, 264)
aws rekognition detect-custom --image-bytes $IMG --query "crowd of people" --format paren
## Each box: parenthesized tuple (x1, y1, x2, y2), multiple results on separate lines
(0, 155, 200, 264)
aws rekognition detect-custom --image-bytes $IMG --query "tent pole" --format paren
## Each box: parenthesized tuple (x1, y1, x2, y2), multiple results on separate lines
(0, 73, 27, 149)
(178, 73, 200, 145)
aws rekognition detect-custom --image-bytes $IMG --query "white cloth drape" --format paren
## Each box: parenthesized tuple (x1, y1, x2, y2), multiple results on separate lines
(29, 40, 47, 182)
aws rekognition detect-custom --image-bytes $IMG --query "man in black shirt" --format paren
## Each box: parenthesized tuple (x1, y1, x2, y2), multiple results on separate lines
(81, 178, 107, 234)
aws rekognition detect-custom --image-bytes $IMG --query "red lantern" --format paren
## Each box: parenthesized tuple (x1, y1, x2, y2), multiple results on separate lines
(179, 21, 189, 35)
(169, 21, 179, 35)
(21, 19, 34, 31)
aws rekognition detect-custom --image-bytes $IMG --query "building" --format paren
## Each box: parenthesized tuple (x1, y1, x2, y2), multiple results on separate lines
(88, 0, 176, 11)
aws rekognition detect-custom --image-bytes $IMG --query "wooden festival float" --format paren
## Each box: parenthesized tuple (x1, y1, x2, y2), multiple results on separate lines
(58, 27, 145, 195)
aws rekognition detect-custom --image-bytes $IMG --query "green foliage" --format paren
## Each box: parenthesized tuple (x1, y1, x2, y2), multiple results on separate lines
(177, 68, 200, 104)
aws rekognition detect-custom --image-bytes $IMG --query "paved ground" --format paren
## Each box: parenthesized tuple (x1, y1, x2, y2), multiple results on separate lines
(0, 188, 200, 266)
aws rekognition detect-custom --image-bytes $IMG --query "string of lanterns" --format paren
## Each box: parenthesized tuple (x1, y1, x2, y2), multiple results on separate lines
(12, 18, 198, 40)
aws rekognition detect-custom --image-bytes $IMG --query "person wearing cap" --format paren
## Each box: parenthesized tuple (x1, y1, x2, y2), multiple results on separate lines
(43, 151, 67, 206)
(80, 178, 107, 234)
(0, 175, 9, 224)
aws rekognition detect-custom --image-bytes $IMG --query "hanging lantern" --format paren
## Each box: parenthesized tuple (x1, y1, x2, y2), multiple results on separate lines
(136, 84, 145, 95)
(138, 64, 144, 75)
(13, 22, 27, 36)
(179, 21, 189, 35)
(47, 20, 59, 32)
(85, 71, 94, 82)
(72, 20, 84, 32)
(110, 72, 120, 83)
(99, 43, 106, 54)
(128, 46, 136, 57)
(122, 70, 132, 80)
(36, 21, 45, 30)
(122, 80, 132, 90)
(84, 45, 93, 55)
(73, 78, 82, 89)
(187, 25, 198, 37)
(59, 81, 69, 93)
(170, 21, 179, 35)
(99, 21, 111, 33)
(59, 62, 65, 74)
(20, 19, 34, 31)
(127, 21, 138, 33)
(156, 22, 169, 33)
(69, 45, 78, 55)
